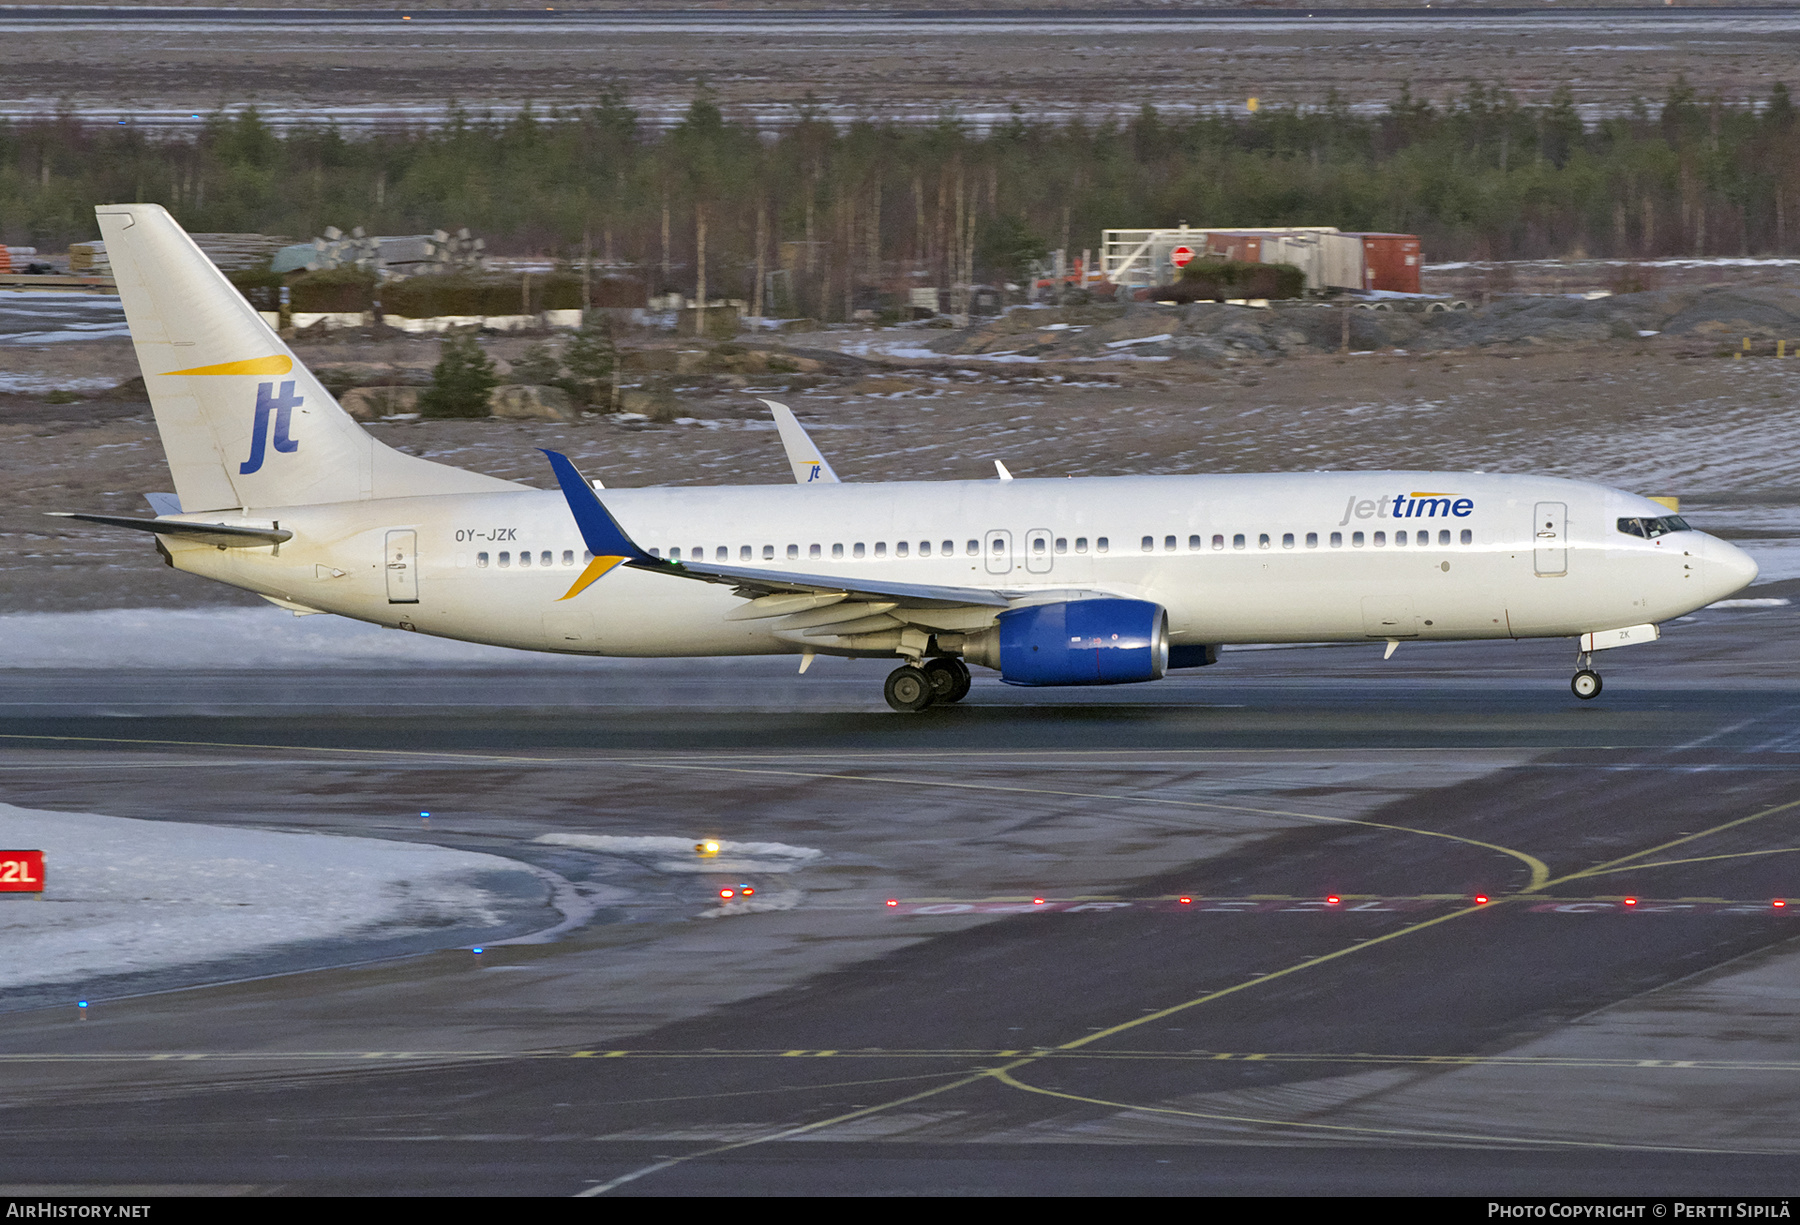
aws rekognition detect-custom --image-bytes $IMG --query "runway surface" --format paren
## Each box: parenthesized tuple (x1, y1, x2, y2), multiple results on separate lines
(0, 594, 1797, 1195)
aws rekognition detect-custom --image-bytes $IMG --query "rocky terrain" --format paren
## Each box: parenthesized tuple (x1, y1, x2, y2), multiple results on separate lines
(921, 287, 1800, 365)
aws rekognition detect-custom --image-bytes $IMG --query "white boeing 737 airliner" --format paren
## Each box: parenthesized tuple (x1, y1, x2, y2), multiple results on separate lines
(58, 205, 1758, 710)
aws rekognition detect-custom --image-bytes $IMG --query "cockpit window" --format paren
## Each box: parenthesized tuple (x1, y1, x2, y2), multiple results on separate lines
(1617, 515, 1690, 539)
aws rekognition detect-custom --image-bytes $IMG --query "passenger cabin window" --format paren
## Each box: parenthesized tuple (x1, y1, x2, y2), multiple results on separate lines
(1373, 531, 1386, 546)
(1460, 529, 1473, 544)
(1075, 537, 1089, 553)
(897, 542, 909, 557)
(519, 551, 532, 567)
(1097, 537, 1110, 553)
(499, 551, 512, 567)
(833, 543, 844, 559)
(966, 540, 979, 556)
(763, 545, 776, 559)
(1258, 533, 1271, 550)
(1055, 538, 1067, 554)
(1233, 534, 1246, 550)
(942, 540, 954, 555)
(810, 544, 821, 559)
(788, 544, 799, 559)
(740, 545, 752, 560)
(543, 551, 554, 566)
(1141, 536, 1155, 553)
(718, 547, 729, 561)
(1306, 532, 1318, 548)
(1212, 534, 1225, 550)
(1438, 530, 1450, 546)
(1351, 532, 1364, 547)
(1330, 532, 1343, 548)
(920, 541, 932, 556)
(477, 552, 490, 567)
(1282, 533, 1295, 549)
(1395, 531, 1408, 547)
(1188, 535, 1202, 551)
(875, 542, 887, 557)
(855, 543, 866, 558)
(1164, 535, 1177, 552)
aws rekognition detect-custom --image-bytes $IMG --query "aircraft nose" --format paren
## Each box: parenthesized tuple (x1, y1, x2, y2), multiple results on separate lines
(1704, 535, 1759, 599)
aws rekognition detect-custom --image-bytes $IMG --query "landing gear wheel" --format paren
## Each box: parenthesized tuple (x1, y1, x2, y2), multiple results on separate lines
(1571, 669, 1603, 700)
(923, 657, 972, 704)
(884, 665, 936, 712)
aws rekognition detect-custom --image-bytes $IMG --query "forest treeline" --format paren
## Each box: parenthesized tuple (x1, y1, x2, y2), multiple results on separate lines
(4, 80, 1799, 318)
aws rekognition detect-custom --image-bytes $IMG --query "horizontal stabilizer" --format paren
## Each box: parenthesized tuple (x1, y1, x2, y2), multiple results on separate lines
(48, 511, 291, 547)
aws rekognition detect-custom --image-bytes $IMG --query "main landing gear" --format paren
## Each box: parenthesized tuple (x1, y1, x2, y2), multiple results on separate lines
(1571, 646, 1603, 700)
(884, 657, 972, 712)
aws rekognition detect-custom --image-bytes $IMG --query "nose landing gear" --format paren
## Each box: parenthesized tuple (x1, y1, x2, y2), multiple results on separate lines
(1571, 645, 1603, 700)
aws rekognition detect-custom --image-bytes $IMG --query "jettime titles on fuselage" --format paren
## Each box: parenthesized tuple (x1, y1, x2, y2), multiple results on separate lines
(1338, 492, 1474, 526)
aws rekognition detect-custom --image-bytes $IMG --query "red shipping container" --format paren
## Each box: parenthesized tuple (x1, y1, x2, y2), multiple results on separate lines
(1202, 233, 1263, 263)
(0, 850, 44, 892)
(1355, 234, 1422, 294)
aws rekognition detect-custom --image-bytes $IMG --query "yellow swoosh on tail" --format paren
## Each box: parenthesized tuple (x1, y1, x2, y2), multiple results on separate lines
(162, 355, 294, 378)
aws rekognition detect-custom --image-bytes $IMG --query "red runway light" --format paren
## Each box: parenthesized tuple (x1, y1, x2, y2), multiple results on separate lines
(1179, 896, 1192, 905)
(1775, 899, 1787, 909)
(886, 899, 898, 907)
(1623, 897, 1638, 907)
(719, 888, 734, 899)
(1326, 896, 1341, 905)
(742, 887, 755, 897)
(1033, 898, 1045, 905)
(1474, 895, 1489, 905)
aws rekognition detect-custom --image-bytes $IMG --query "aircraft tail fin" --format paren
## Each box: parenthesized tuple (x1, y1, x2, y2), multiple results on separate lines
(96, 204, 523, 512)
(762, 399, 841, 484)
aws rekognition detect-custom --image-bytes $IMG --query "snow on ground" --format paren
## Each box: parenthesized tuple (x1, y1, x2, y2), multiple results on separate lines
(536, 833, 823, 874)
(0, 292, 127, 346)
(0, 605, 580, 670)
(0, 802, 545, 992)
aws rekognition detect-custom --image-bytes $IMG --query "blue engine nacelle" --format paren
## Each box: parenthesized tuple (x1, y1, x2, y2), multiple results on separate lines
(963, 598, 1169, 686)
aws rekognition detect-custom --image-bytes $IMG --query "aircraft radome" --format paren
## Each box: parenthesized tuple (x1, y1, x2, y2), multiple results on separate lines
(55, 205, 1759, 711)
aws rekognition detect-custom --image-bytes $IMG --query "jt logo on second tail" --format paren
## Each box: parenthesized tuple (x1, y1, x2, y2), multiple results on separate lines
(241, 381, 303, 474)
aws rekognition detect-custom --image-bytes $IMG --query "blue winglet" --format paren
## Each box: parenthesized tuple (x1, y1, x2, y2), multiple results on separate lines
(540, 450, 655, 563)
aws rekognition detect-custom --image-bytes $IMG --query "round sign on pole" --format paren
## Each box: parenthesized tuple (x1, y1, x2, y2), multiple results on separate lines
(1171, 245, 1195, 268)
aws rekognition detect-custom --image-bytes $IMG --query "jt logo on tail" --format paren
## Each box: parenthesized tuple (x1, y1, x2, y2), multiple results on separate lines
(241, 381, 302, 474)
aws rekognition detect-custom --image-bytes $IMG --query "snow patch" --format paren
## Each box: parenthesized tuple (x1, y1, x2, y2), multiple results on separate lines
(0, 802, 543, 991)
(534, 833, 823, 874)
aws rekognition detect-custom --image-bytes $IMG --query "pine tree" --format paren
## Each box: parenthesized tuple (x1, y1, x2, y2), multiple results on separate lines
(562, 311, 617, 404)
(419, 333, 498, 419)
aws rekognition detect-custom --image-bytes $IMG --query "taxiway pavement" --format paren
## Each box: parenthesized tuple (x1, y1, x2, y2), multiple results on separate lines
(0, 596, 1797, 1195)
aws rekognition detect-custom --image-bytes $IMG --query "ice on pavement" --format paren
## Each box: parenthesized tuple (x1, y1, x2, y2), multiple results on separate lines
(536, 833, 823, 874)
(0, 802, 545, 991)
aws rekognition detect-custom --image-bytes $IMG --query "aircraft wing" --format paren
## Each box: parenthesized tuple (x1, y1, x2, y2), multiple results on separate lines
(540, 450, 1012, 630)
(761, 399, 841, 484)
(47, 511, 292, 547)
